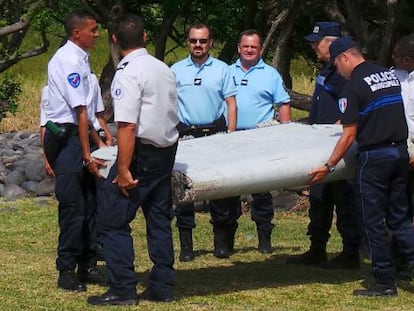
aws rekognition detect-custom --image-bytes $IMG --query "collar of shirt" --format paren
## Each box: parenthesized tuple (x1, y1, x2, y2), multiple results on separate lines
(117, 48, 149, 68)
(66, 40, 89, 63)
(235, 58, 265, 73)
(185, 54, 213, 68)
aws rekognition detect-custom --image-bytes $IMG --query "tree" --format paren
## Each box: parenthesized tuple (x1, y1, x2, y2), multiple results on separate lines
(0, 0, 51, 73)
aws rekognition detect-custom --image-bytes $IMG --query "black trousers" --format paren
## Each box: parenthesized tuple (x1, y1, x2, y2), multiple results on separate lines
(356, 144, 414, 285)
(96, 141, 177, 298)
(48, 132, 97, 271)
(307, 179, 360, 254)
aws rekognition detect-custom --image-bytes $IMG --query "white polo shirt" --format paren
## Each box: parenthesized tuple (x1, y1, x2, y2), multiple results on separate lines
(393, 68, 414, 140)
(46, 40, 91, 124)
(111, 48, 179, 147)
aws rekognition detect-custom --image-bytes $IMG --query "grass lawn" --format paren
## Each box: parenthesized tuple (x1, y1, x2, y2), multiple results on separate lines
(0, 198, 413, 310)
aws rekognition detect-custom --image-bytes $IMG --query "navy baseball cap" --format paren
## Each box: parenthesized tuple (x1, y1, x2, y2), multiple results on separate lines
(329, 36, 356, 61)
(304, 22, 343, 42)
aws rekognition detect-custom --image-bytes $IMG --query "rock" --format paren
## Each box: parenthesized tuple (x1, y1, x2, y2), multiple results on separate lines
(4, 170, 26, 186)
(37, 178, 55, 196)
(22, 180, 39, 193)
(3, 184, 27, 201)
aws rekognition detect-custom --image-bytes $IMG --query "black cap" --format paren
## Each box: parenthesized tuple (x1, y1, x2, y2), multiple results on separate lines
(304, 22, 343, 42)
(329, 36, 356, 61)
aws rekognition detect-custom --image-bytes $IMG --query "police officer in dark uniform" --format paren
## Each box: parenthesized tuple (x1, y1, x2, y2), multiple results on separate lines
(286, 22, 360, 269)
(87, 14, 179, 306)
(45, 10, 105, 292)
(309, 36, 414, 296)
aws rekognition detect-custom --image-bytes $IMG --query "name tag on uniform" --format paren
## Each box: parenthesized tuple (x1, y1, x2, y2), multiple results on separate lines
(241, 79, 248, 86)
(194, 78, 202, 85)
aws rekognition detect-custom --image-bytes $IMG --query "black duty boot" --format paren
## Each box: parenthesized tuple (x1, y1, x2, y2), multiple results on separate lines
(285, 244, 327, 265)
(227, 223, 238, 253)
(77, 266, 107, 285)
(213, 227, 229, 259)
(58, 270, 87, 292)
(258, 231, 272, 254)
(353, 283, 397, 297)
(319, 252, 360, 270)
(179, 229, 195, 262)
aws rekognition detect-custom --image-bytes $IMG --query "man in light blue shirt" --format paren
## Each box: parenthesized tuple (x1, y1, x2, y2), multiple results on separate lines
(230, 29, 291, 253)
(171, 23, 239, 261)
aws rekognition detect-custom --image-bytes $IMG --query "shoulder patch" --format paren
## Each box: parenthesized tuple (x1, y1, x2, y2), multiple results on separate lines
(67, 73, 81, 88)
(112, 87, 124, 100)
(338, 97, 348, 113)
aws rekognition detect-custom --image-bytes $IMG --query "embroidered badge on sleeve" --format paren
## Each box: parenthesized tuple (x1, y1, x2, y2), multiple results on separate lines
(67, 73, 81, 88)
(338, 97, 348, 113)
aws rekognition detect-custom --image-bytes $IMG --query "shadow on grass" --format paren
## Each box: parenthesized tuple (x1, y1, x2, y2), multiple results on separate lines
(136, 248, 372, 299)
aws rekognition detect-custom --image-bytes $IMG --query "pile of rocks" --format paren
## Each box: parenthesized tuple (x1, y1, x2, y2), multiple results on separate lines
(0, 131, 55, 201)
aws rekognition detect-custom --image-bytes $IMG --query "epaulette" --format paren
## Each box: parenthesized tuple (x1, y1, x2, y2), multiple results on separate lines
(117, 62, 129, 71)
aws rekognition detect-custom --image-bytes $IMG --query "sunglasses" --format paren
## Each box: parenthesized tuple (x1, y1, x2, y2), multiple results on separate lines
(188, 38, 209, 44)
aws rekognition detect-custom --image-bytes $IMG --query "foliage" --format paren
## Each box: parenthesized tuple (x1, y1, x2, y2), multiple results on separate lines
(0, 75, 21, 120)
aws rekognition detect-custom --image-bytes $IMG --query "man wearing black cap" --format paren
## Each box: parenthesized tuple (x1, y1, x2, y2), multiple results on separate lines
(286, 22, 360, 269)
(308, 36, 414, 296)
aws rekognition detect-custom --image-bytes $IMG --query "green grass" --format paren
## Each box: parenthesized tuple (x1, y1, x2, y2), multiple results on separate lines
(1, 198, 414, 310)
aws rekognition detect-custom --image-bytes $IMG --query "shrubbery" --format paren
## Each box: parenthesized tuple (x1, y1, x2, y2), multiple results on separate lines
(0, 76, 21, 121)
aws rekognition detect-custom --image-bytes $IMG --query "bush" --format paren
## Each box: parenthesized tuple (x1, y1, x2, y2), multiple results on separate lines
(0, 76, 22, 120)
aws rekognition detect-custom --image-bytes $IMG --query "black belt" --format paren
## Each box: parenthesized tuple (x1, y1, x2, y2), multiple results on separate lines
(359, 140, 405, 152)
(177, 115, 226, 138)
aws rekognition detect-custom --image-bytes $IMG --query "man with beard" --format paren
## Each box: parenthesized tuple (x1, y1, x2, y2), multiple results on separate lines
(171, 23, 240, 261)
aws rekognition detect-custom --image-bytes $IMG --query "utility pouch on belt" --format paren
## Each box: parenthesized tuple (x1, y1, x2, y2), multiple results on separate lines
(177, 115, 227, 138)
(44, 121, 72, 166)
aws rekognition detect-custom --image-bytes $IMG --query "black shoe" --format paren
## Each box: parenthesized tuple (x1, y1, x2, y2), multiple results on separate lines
(213, 227, 230, 259)
(353, 284, 397, 297)
(58, 270, 87, 292)
(258, 234, 272, 254)
(77, 266, 107, 285)
(179, 229, 195, 262)
(319, 252, 360, 270)
(87, 290, 139, 306)
(285, 249, 327, 265)
(140, 289, 175, 302)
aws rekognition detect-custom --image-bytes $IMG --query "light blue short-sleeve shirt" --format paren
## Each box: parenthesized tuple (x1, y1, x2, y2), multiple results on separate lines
(230, 58, 290, 129)
(171, 55, 236, 125)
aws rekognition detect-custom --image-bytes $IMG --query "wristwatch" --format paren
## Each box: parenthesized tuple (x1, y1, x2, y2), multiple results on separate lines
(324, 162, 336, 173)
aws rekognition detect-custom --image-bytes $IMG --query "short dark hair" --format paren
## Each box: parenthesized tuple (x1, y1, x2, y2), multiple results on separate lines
(188, 23, 212, 39)
(394, 34, 414, 58)
(113, 14, 145, 50)
(64, 10, 96, 37)
(238, 29, 263, 45)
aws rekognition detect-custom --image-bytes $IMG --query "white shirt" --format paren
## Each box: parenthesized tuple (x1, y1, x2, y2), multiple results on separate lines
(40, 74, 103, 130)
(394, 69, 414, 140)
(46, 40, 92, 124)
(87, 73, 104, 130)
(111, 48, 179, 148)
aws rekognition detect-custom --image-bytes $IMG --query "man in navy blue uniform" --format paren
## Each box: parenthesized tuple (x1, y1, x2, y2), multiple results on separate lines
(286, 22, 360, 269)
(87, 14, 178, 305)
(45, 10, 105, 292)
(308, 36, 414, 296)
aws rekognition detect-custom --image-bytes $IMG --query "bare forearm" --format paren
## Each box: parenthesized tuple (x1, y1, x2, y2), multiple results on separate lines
(117, 122, 136, 175)
(278, 103, 291, 123)
(226, 96, 237, 132)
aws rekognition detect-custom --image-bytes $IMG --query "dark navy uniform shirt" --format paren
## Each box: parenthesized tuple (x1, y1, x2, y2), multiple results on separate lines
(309, 61, 347, 124)
(339, 61, 408, 151)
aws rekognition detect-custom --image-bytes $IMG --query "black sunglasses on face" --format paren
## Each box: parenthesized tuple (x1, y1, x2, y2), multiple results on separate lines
(188, 38, 209, 44)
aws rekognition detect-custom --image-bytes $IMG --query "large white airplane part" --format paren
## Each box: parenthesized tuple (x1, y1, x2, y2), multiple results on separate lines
(93, 123, 411, 204)
(172, 123, 357, 203)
